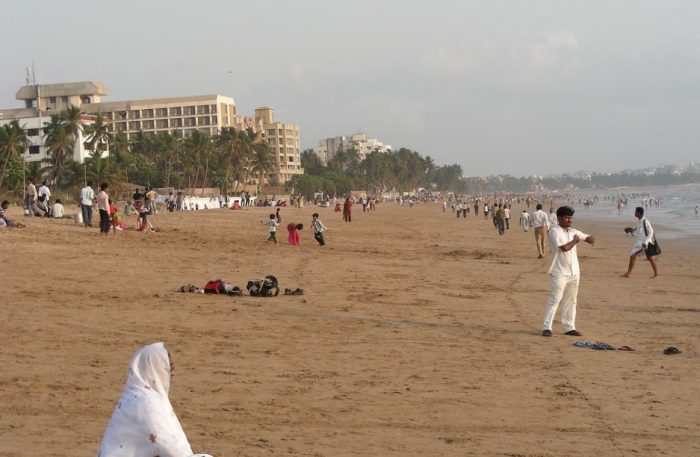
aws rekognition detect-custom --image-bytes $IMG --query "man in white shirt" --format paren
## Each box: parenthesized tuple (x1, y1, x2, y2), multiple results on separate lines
(548, 207, 558, 228)
(80, 181, 95, 227)
(52, 199, 65, 218)
(38, 181, 51, 206)
(622, 207, 659, 278)
(542, 206, 595, 337)
(531, 204, 550, 258)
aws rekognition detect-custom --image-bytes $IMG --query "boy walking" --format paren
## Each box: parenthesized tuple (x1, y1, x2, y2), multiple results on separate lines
(311, 213, 328, 246)
(264, 213, 279, 244)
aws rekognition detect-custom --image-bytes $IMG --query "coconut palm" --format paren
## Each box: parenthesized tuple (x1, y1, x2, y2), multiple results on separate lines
(42, 125, 74, 187)
(184, 130, 211, 193)
(60, 105, 84, 140)
(83, 113, 113, 157)
(84, 150, 122, 186)
(250, 142, 276, 191)
(0, 120, 29, 190)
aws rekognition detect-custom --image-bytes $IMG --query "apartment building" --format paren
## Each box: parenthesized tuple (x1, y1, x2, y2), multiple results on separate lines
(313, 132, 392, 165)
(235, 107, 303, 185)
(82, 94, 236, 140)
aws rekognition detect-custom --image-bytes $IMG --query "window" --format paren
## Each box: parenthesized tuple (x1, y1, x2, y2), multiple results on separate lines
(211, 116, 217, 124)
(49, 97, 56, 104)
(129, 121, 141, 130)
(184, 117, 196, 127)
(197, 106, 209, 115)
(61, 96, 68, 103)
(184, 106, 196, 115)
(29, 145, 40, 155)
(169, 107, 182, 116)
(142, 109, 154, 118)
(128, 110, 140, 119)
(143, 120, 154, 129)
(156, 108, 168, 117)
(267, 129, 276, 137)
(156, 119, 169, 129)
(26, 129, 39, 137)
(171, 118, 182, 127)
(198, 116, 210, 126)
(288, 156, 294, 163)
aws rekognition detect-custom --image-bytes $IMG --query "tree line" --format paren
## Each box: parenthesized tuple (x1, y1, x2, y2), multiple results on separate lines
(286, 147, 467, 199)
(0, 106, 278, 196)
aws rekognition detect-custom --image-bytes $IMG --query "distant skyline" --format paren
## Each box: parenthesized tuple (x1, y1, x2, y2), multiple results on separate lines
(2, 0, 699, 176)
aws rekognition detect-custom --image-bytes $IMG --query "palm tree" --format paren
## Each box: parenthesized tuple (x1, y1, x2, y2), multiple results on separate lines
(84, 151, 122, 185)
(0, 120, 29, 190)
(61, 105, 84, 140)
(250, 142, 276, 192)
(185, 130, 211, 193)
(42, 125, 74, 187)
(83, 113, 113, 157)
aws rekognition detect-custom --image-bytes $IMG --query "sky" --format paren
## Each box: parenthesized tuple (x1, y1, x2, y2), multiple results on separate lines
(2, 0, 699, 176)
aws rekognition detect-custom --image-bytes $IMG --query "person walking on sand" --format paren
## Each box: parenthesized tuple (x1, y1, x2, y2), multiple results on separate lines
(622, 207, 659, 278)
(343, 197, 353, 222)
(532, 204, 550, 258)
(542, 206, 595, 337)
(520, 209, 531, 232)
(311, 213, 328, 246)
(263, 213, 278, 244)
(25, 177, 38, 217)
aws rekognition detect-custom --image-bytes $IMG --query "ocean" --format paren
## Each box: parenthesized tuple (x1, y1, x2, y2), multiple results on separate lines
(568, 184, 700, 239)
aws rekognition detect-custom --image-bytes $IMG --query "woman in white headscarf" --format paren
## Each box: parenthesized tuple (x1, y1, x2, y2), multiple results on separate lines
(97, 342, 212, 457)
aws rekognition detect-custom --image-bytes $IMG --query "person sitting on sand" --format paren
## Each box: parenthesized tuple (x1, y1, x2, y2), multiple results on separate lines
(52, 199, 65, 218)
(124, 200, 137, 216)
(96, 342, 212, 457)
(0, 200, 25, 228)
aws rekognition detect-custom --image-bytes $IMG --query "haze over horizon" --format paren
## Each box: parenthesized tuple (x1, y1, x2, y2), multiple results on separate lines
(2, 0, 699, 176)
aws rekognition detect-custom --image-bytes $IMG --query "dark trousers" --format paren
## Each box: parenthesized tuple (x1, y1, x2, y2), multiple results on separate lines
(314, 232, 326, 246)
(81, 204, 93, 226)
(99, 209, 111, 233)
(268, 232, 277, 243)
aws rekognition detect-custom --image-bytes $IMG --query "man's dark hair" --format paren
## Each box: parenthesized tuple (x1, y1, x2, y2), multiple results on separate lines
(536, 203, 542, 210)
(636, 207, 644, 216)
(556, 206, 575, 217)
(312, 213, 319, 218)
(1, 200, 9, 207)
(87, 180, 93, 186)
(100, 182, 109, 191)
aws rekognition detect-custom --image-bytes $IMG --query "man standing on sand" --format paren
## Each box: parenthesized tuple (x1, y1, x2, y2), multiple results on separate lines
(622, 207, 659, 278)
(80, 180, 95, 227)
(343, 197, 352, 223)
(25, 177, 38, 217)
(532, 204, 550, 258)
(542, 206, 595, 337)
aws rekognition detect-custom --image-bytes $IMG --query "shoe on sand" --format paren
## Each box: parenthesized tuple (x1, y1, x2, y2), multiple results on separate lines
(542, 330, 552, 337)
(565, 330, 582, 336)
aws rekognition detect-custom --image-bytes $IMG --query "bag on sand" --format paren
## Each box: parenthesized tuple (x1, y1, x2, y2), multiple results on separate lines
(246, 275, 280, 297)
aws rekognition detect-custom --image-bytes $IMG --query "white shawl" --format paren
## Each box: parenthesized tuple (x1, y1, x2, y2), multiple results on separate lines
(97, 342, 211, 457)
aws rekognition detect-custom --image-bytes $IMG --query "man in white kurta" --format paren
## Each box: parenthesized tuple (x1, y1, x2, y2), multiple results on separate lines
(542, 206, 595, 337)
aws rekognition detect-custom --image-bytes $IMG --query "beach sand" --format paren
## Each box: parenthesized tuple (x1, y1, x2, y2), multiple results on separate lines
(1, 202, 698, 456)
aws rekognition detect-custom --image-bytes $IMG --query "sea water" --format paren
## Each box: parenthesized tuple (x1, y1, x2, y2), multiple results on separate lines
(568, 184, 700, 239)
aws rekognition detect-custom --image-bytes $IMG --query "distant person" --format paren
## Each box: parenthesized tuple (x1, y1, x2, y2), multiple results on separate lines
(97, 182, 111, 236)
(1, 200, 24, 228)
(504, 205, 511, 229)
(263, 213, 278, 244)
(542, 206, 595, 337)
(79, 180, 95, 227)
(96, 342, 212, 457)
(495, 205, 506, 235)
(287, 222, 303, 245)
(548, 207, 558, 228)
(532, 204, 550, 258)
(52, 199, 65, 218)
(145, 188, 159, 214)
(311, 213, 328, 246)
(622, 207, 659, 278)
(520, 209, 530, 232)
(25, 177, 38, 217)
(132, 188, 144, 206)
(276, 207, 281, 224)
(343, 197, 352, 222)
(38, 181, 51, 207)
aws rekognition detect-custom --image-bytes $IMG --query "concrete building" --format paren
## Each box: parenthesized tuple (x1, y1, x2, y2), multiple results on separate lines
(0, 114, 103, 164)
(235, 107, 303, 185)
(312, 132, 392, 165)
(82, 94, 236, 140)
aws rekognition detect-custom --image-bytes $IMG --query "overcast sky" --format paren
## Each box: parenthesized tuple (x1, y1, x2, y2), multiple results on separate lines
(2, 0, 699, 176)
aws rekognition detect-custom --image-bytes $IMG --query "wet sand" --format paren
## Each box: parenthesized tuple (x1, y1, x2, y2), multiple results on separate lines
(1, 202, 698, 456)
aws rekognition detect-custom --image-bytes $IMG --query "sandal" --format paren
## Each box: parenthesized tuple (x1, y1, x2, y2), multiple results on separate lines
(284, 288, 293, 295)
(663, 347, 681, 355)
(617, 345, 635, 351)
(292, 288, 304, 296)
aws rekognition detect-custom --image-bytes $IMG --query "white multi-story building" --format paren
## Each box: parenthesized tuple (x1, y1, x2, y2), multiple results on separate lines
(312, 132, 391, 165)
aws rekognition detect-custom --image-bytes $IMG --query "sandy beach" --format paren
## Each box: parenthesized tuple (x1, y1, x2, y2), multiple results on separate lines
(1, 202, 698, 456)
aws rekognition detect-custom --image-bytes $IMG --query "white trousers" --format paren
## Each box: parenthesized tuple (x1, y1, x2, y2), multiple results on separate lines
(542, 274, 579, 332)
